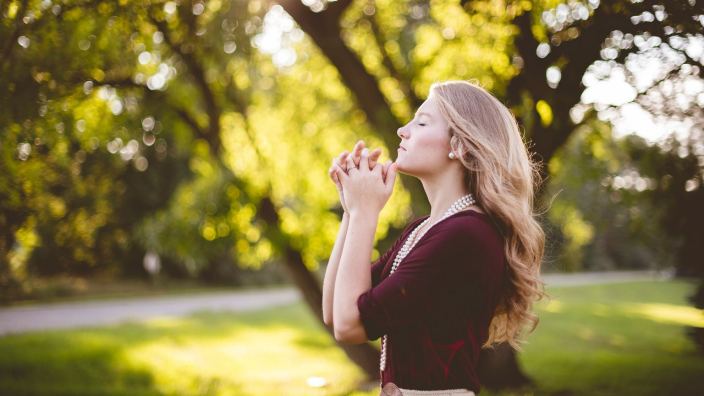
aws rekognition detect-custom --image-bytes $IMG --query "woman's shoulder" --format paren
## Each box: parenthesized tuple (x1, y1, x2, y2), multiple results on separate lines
(403, 209, 504, 247)
(435, 211, 507, 276)
(435, 210, 504, 245)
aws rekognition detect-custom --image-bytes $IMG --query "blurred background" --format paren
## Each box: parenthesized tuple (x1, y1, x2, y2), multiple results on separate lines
(1, 0, 703, 395)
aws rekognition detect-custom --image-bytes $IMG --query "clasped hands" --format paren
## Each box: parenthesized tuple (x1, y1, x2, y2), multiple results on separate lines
(327, 140, 398, 217)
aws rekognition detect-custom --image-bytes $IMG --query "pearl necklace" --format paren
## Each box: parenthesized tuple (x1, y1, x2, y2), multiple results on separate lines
(379, 193, 476, 374)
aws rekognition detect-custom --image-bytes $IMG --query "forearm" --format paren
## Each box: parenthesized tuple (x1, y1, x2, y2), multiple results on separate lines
(332, 211, 378, 335)
(322, 212, 350, 326)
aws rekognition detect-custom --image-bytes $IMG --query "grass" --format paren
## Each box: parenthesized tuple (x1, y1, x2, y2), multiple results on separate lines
(0, 280, 702, 395)
(504, 280, 704, 396)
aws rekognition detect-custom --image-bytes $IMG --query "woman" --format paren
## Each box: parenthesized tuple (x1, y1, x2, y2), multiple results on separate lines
(323, 80, 546, 395)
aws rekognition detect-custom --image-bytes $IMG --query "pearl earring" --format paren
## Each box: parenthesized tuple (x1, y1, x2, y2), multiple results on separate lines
(448, 152, 456, 159)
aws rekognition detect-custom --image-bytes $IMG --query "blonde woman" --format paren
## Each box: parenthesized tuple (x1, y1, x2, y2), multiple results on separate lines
(323, 80, 545, 395)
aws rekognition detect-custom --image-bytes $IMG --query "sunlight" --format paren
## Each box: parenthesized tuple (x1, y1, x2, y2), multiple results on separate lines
(251, 5, 303, 69)
(122, 320, 363, 395)
(542, 299, 564, 313)
(624, 303, 704, 327)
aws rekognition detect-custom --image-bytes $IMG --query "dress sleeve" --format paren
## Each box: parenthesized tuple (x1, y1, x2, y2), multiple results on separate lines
(357, 222, 481, 341)
(370, 218, 425, 287)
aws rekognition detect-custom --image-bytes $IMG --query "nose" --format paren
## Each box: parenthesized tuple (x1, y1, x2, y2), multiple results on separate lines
(397, 124, 408, 140)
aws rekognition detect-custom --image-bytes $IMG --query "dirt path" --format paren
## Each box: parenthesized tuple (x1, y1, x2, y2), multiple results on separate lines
(0, 270, 673, 336)
(0, 286, 299, 336)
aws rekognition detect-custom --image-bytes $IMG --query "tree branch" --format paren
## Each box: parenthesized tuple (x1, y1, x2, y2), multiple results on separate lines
(90, 76, 211, 144)
(366, 12, 421, 109)
(147, 11, 222, 155)
(275, 0, 401, 148)
(0, 0, 29, 70)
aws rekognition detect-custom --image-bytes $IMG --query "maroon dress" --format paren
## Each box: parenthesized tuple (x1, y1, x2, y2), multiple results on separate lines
(356, 210, 507, 393)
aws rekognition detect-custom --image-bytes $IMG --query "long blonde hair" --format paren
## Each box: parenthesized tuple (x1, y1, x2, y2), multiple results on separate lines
(430, 80, 546, 350)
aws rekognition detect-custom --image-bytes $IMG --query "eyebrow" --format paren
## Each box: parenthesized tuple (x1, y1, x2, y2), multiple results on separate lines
(415, 111, 432, 119)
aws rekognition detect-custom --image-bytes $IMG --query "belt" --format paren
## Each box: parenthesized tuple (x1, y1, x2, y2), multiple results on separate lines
(399, 389, 475, 396)
(381, 382, 476, 396)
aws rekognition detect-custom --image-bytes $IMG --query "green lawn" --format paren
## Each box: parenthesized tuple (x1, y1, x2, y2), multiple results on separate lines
(0, 280, 702, 396)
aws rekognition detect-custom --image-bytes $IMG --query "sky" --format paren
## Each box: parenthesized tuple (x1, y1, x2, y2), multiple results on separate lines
(580, 35, 703, 146)
(255, 4, 703, 149)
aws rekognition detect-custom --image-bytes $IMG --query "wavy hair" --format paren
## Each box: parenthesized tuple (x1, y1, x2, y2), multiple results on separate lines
(430, 80, 547, 350)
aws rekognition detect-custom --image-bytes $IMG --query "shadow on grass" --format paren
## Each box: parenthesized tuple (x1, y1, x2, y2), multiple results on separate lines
(0, 337, 165, 396)
(0, 302, 355, 395)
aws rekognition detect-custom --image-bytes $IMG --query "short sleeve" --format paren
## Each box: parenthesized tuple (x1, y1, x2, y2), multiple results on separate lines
(357, 221, 478, 341)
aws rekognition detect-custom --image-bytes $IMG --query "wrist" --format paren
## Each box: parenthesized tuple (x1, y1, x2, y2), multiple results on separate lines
(348, 209, 380, 223)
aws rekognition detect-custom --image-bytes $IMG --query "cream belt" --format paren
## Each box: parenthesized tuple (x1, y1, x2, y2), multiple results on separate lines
(399, 389, 475, 396)
(381, 382, 475, 396)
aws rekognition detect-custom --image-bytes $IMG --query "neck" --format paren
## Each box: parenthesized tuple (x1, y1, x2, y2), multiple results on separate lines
(420, 171, 472, 223)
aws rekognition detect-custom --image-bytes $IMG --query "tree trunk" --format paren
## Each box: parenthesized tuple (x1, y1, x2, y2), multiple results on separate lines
(282, 244, 382, 380)
(256, 196, 381, 379)
(478, 343, 532, 390)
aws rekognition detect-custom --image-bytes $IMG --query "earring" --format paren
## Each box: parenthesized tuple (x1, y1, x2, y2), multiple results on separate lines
(448, 152, 456, 159)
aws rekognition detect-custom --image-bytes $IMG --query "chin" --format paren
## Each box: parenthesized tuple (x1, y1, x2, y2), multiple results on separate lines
(394, 158, 406, 173)
(395, 162, 412, 176)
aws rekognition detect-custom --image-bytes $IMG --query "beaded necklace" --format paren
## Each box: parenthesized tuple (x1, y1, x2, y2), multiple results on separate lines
(379, 193, 476, 374)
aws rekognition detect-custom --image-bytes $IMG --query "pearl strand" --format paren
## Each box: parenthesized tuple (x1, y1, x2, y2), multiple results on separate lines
(379, 193, 476, 374)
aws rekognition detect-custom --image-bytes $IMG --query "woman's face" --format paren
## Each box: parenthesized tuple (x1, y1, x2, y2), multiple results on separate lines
(395, 93, 452, 177)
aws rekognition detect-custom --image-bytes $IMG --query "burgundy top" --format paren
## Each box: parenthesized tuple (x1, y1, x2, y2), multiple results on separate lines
(357, 210, 507, 393)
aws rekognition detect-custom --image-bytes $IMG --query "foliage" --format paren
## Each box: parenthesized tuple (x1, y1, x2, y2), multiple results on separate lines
(1, 0, 702, 310)
(544, 118, 683, 272)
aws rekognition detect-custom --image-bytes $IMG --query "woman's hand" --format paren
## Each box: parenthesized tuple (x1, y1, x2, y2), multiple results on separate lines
(333, 145, 398, 217)
(328, 141, 386, 213)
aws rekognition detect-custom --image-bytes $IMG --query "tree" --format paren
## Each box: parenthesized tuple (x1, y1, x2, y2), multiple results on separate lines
(272, 0, 704, 388)
(2, 0, 702, 389)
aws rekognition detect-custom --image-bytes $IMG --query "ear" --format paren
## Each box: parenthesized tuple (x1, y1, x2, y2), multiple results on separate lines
(450, 135, 470, 159)
(449, 134, 459, 151)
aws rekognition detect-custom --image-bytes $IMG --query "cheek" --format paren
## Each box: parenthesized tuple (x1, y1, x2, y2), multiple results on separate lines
(399, 133, 447, 172)
(416, 128, 449, 156)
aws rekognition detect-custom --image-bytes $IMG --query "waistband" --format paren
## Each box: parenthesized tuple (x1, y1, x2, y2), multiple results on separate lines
(398, 388, 476, 396)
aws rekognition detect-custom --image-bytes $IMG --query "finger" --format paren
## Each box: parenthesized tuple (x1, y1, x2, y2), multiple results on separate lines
(337, 151, 349, 172)
(330, 167, 342, 187)
(330, 160, 342, 180)
(384, 161, 398, 191)
(333, 162, 348, 181)
(359, 147, 370, 171)
(350, 141, 363, 162)
(372, 161, 382, 177)
(353, 140, 365, 167)
(381, 161, 389, 182)
(368, 148, 382, 170)
(346, 153, 357, 173)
